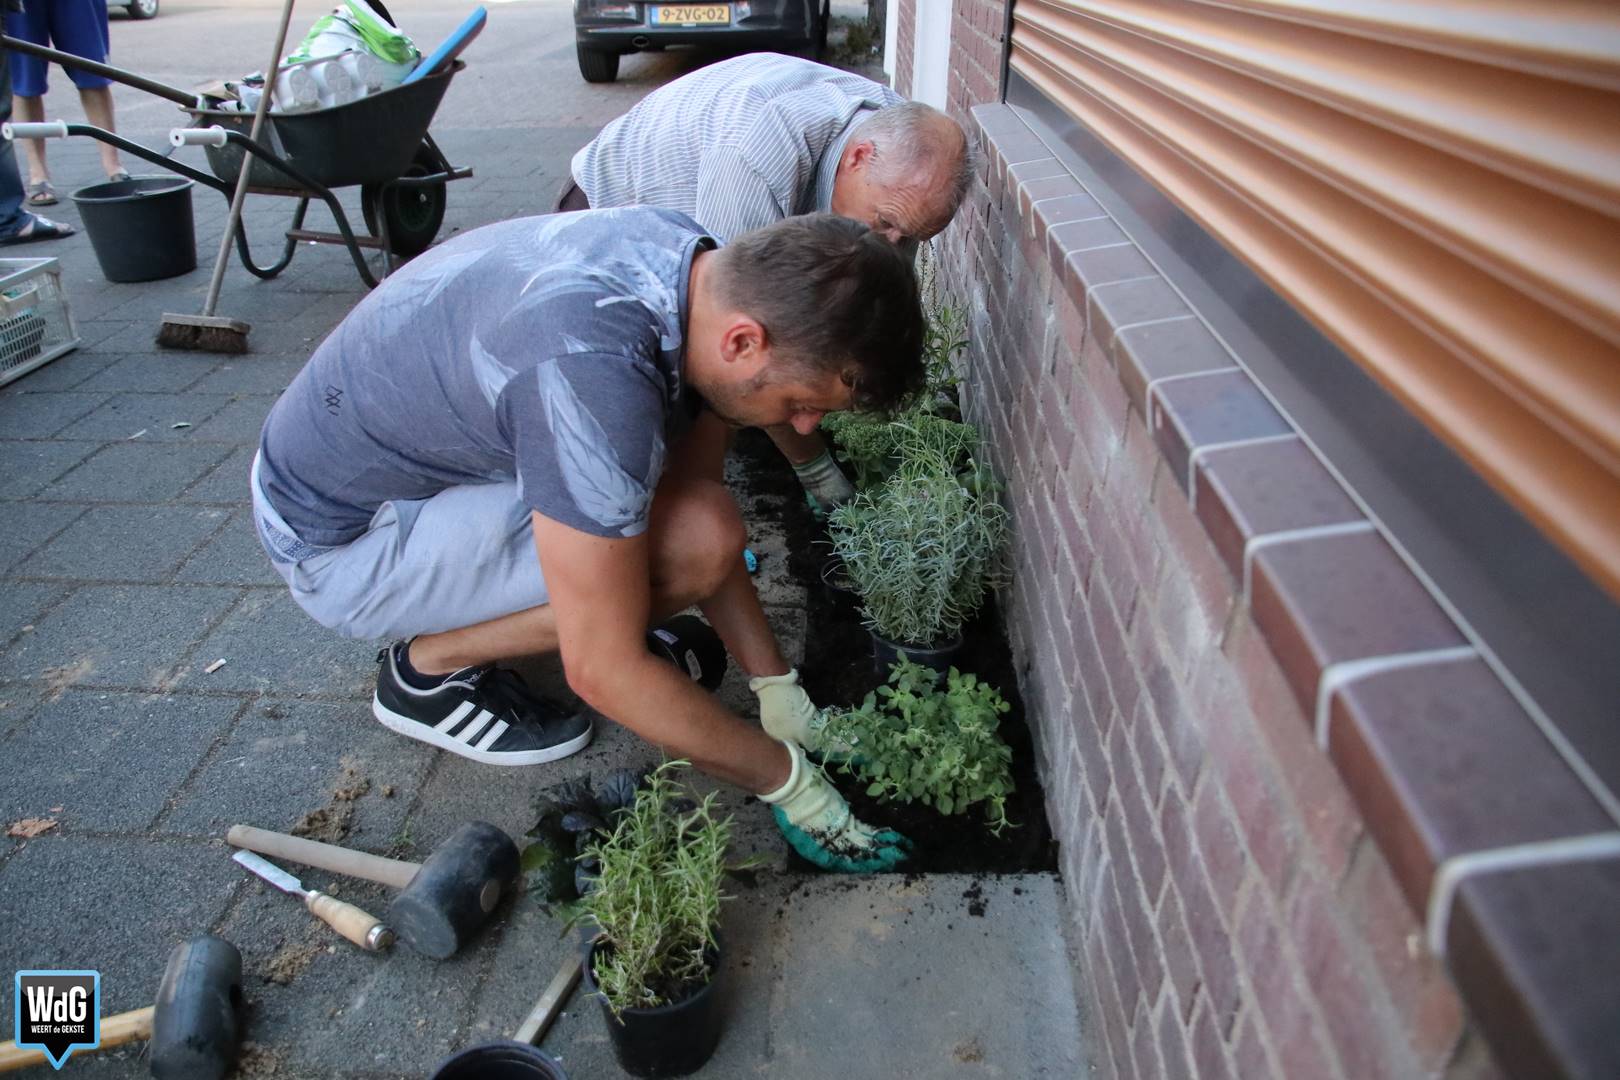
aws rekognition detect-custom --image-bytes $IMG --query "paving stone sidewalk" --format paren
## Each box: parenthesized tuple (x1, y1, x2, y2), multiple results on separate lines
(0, 115, 1082, 1078)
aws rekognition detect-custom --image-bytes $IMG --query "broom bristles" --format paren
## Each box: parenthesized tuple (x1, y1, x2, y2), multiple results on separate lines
(156, 312, 251, 354)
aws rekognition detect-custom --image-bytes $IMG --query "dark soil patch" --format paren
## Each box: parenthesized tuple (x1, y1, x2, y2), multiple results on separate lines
(735, 429, 1057, 875)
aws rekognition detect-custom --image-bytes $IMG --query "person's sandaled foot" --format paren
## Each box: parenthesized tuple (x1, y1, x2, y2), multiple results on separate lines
(0, 213, 76, 245)
(107, 169, 131, 183)
(26, 180, 57, 206)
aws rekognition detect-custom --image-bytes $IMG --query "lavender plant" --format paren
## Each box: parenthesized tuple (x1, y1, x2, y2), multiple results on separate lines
(828, 448, 1009, 647)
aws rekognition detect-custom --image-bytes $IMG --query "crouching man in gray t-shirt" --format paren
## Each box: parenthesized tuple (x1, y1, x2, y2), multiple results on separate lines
(253, 208, 922, 872)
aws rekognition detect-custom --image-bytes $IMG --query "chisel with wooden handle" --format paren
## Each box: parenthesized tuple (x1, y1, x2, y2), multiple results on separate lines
(232, 850, 394, 952)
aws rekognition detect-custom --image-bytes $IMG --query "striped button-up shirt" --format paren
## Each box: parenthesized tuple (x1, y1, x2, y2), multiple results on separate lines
(571, 53, 903, 242)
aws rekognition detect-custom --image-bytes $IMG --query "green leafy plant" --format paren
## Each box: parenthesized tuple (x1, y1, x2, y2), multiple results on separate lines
(823, 659, 1015, 832)
(521, 768, 645, 904)
(820, 411, 979, 490)
(921, 302, 967, 404)
(569, 761, 736, 1017)
(828, 448, 1009, 646)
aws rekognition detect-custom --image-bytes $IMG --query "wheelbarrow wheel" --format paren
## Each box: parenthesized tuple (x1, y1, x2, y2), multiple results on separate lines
(361, 146, 447, 259)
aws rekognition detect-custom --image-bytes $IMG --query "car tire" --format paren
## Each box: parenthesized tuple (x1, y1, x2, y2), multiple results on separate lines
(577, 45, 619, 84)
(127, 0, 159, 18)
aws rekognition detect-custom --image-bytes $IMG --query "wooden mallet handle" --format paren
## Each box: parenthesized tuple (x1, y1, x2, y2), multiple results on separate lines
(513, 953, 583, 1045)
(0, 1005, 154, 1072)
(305, 892, 394, 952)
(227, 824, 421, 890)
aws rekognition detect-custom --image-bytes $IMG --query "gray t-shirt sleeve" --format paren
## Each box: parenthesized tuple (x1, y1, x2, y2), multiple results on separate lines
(500, 351, 669, 540)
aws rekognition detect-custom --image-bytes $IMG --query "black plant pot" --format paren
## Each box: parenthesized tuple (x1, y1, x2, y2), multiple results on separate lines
(585, 939, 724, 1078)
(818, 555, 860, 606)
(430, 1042, 570, 1079)
(872, 630, 965, 674)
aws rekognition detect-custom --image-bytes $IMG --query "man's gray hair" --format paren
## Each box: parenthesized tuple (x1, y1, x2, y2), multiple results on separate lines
(856, 101, 977, 218)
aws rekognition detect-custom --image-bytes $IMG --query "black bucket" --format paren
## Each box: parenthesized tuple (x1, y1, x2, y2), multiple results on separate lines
(70, 175, 196, 283)
(429, 1042, 569, 1079)
(586, 941, 723, 1078)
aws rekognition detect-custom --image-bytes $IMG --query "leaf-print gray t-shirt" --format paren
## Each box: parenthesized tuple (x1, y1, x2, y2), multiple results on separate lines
(257, 208, 713, 548)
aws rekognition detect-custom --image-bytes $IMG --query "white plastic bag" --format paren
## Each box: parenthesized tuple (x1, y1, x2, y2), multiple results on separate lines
(272, 1, 419, 110)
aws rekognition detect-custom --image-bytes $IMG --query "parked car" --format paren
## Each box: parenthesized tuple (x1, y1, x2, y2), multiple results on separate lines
(109, 0, 159, 19)
(574, 0, 830, 83)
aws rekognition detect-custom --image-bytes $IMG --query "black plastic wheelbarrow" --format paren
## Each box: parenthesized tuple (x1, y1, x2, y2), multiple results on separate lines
(0, 35, 472, 287)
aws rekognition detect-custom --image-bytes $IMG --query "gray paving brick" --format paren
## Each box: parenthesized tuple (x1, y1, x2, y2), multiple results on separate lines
(0, 582, 239, 689)
(0, 835, 241, 1015)
(0, 581, 67, 643)
(210, 880, 482, 1076)
(67, 318, 140, 350)
(0, 501, 84, 569)
(55, 392, 234, 441)
(185, 354, 307, 396)
(402, 724, 648, 856)
(0, 689, 241, 832)
(458, 890, 597, 1058)
(47, 440, 236, 501)
(189, 394, 277, 443)
(0, 347, 117, 392)
(174, 512, 279, 586)
(0, 686, 45, 740)
(190, 589, 376, 698)
(0, 390, 110, 437)
(161, 696, 432, 843)
(16, 503, 227, 581)
(0, 438, 98, 497)
(179, 444, 254, 503)
(73, 351, 224, 393)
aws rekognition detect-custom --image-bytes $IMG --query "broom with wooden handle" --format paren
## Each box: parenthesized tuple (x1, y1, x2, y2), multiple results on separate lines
(156, 0, 297, 353)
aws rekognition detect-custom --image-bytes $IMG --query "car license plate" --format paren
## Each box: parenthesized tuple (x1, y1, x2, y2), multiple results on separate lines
(650, 4, 730, 26)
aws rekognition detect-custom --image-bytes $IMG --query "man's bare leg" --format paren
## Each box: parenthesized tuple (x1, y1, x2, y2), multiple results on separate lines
(13, 96, 48, 187)
(78, 87, 123, 177)
(406, 467, 754, 675)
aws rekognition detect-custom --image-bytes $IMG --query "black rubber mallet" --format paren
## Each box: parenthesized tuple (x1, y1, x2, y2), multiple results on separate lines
(0, 935, 244, 1077)
(227, 821, 520, 959)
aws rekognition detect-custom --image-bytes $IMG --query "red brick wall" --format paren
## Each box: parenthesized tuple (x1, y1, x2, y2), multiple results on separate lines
(894, 5, 1507, 1078)
(946, 0, 1001, 126)
(893, 0, 915, 98)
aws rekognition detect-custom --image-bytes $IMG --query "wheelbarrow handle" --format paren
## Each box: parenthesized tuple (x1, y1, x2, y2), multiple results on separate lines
(1, 34, 203, 109)
(171, 126, 232, 149)
(2, 121, 69, 141)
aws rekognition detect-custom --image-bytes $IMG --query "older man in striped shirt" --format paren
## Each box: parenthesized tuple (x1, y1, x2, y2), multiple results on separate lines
(562, 51, 973, 513)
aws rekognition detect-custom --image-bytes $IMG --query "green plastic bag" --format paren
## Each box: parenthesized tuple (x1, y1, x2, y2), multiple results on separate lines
(285, 1, 420, 68)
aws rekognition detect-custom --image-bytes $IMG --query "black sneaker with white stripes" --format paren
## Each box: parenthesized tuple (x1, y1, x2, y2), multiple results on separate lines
(372, 644, 593, 766)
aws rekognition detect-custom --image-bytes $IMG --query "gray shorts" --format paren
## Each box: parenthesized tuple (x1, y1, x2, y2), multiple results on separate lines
(251, 454, 548, 641)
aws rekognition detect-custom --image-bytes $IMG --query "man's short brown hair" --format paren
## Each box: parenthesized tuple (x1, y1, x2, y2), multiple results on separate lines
(712, 214, 927, 413)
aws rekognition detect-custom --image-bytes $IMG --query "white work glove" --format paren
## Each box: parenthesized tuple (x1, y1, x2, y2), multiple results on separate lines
(762, 740, 909, 874)
(749, 668, 852, 757)
(791, 450, 856, 518)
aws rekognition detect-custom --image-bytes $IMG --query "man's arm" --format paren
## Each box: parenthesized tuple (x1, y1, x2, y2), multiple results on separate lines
(530, 509, 791, 794)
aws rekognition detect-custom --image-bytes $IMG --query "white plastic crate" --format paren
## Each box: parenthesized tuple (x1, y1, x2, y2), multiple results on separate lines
(0, 257, 80, 388)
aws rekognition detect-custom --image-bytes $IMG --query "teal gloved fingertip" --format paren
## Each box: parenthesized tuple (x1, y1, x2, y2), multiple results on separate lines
(772, 811, 910, 874)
